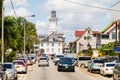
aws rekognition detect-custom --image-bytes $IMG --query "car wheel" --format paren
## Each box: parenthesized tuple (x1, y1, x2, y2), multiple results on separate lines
(90, 69, 93, 73)
(103, 71, 106, 76)
(113, 74, 116, 80)
(72, 69, 75, 72)
(87, 68, 90, 72)
(80, 64, 85, 68)
(57, 67, 61, 72)
(15, 76, 18, 80)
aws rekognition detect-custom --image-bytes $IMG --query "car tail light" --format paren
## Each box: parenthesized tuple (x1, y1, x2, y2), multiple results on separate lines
(105, 68, 109, 71)
(38, 60, 40, 62)
(22, 64, 25, 67)
(46, 60, 48, 62)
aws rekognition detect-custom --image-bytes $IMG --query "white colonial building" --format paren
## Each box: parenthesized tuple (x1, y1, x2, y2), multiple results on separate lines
(39, 10, 65, 55)
(75, 27, 100, 53)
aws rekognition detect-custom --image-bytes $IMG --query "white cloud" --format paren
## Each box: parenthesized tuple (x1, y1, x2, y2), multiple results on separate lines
(35, 21, 49, 35)
(4, 0, 30, 7)
(5, 7, 32, 17)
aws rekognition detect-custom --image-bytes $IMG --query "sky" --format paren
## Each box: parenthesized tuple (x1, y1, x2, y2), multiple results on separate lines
(4, 0, 120, 42)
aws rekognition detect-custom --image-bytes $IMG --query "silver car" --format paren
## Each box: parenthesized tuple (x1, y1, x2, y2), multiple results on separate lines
(3, 62, 17, 80)
(38, 57, 49, 67)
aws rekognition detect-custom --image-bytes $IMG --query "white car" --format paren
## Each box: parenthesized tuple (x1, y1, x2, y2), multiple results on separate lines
(100, 62, 116, 76)
(13, 60, 27, 73)
(38, 57, 49, 67)
(3, 62, 17, 80)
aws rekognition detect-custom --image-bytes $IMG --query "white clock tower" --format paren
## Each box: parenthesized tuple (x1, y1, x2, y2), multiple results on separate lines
(49, 10, 58, 34)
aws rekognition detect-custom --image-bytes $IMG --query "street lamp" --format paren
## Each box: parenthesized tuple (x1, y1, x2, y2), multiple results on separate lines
(1, 0, 5, 64)
(23, 15, 35, 56)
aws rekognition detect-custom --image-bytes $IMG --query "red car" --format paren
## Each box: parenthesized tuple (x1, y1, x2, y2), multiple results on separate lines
(17, 58, 28, 67)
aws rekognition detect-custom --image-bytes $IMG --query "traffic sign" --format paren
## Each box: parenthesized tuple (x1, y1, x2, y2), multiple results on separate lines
(114, 46, 120, 53)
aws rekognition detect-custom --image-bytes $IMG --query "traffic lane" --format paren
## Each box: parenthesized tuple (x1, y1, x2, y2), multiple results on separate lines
(78, 67, 112, 80)
(23, 60, 102, 80)
(18, 65, 34, 80)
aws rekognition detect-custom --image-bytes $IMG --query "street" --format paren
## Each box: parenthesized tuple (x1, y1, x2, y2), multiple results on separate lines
(18, 59, 113, 80)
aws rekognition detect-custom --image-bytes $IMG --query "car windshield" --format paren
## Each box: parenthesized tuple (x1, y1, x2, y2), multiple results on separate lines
(60, 58, 73, 63)
(3, 64, 12, 69)
(106, 64, 115, 67)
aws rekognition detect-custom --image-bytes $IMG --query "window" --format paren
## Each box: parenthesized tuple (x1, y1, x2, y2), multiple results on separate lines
(88, 30, 90, 34)
(52, 48, 54, 53)
(41, 43, 43, 47)
(58, 48, 60, 52)
(47, 48, 49, 52)
(47, 43, 49, 46)
(52, 43, 54, 46)
(112, 32, 116, 39)
(101, 34, 109, 39)
(84, 36, 86, 40)
(58, 43, 61, 46)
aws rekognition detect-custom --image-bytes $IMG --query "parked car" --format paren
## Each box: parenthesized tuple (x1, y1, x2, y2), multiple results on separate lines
(16, 58, 28, 67)
(3, 62, 17, 80)
(113, 63, 120, 80)
(25, 56, 33, 65)
(73, 57, 79, 66)
(38, 56, 49, 67)
(100, 62, 115, 76)
(53, 54, 64, 66)
(51, 54, 55, 59)
(57, 57, 75, 72)
(87, 59, 104, 73)
(78, 56, 91, 68)
(13, 60, 27, 73)
(29, 55, 37, 64)
(0, 64, 7, 80)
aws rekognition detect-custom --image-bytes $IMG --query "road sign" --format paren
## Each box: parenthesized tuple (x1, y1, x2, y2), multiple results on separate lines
(114, 46, 120, 53)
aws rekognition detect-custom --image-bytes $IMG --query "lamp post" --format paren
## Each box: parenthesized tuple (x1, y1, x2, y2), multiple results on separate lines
(23, 15, 35, 56)
(1, 0, 5, 64)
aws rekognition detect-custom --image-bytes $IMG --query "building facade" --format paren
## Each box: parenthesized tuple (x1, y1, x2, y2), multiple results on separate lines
(75, 27, 100, 53)
(39, 10, 65, 55)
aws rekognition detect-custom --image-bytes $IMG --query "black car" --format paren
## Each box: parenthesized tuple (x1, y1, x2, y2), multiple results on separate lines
(57, 57, 75, 72)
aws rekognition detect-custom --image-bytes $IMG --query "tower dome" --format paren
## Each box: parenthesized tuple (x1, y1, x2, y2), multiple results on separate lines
(51, 10, 56, 18)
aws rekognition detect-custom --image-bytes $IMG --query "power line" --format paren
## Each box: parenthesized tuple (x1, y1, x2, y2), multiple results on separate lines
(10, 0, 17, 18)
(64, 0, 120, 12)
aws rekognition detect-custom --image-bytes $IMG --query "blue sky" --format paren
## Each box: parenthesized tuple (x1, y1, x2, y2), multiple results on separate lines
(4, 0, 120, 42)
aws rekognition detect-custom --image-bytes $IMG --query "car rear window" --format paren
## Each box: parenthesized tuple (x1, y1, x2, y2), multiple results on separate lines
(93, 60, 104, 63)
(40, 57, 47, 60)
(106, 64, 115, 67)
(79, 57, 91, 60)
(13, 62, 23, 65)
(56, 55, 64, 58)
(3, 64, 12, 69)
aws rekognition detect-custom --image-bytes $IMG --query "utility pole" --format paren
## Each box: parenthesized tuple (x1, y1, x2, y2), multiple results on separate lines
(1, 0, 4, 64)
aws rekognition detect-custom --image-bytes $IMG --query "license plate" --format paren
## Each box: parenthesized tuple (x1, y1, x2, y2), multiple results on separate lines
(65, 66, 68, 68)
(16, 66, 19, 68)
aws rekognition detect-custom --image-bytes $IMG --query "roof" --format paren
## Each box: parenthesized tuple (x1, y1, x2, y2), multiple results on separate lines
(75, 31, 84, 36)
(101, 22, 114, 33)
(75, 29, 99, 36)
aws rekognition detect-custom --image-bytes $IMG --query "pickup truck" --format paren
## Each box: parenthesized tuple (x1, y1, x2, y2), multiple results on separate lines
(78, 56, 91, 68)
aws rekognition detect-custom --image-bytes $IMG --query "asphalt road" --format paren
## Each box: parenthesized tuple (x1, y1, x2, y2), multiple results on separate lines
(17, 59, 113, 80)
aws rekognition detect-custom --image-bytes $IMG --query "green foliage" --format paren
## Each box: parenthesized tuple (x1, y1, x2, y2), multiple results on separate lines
(77, 51, 82, 54)
(0, 16, 39, 61)
(99, 42, 116, 56)
(5, 51, 16, 62)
